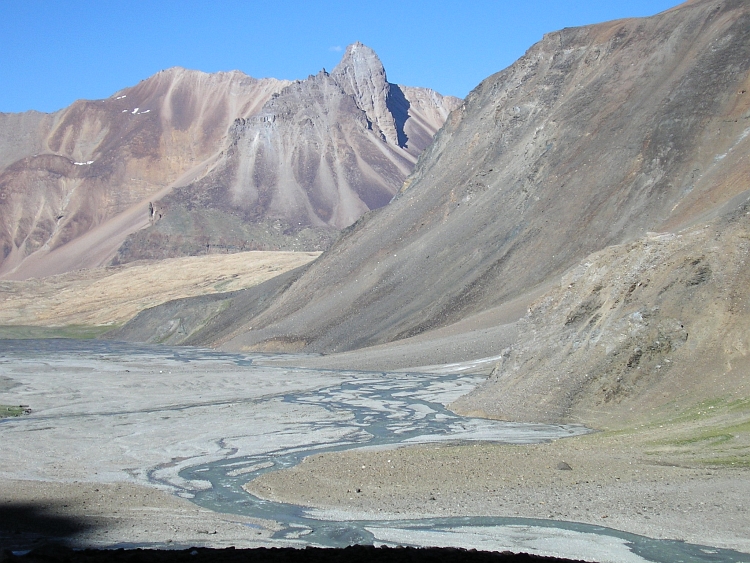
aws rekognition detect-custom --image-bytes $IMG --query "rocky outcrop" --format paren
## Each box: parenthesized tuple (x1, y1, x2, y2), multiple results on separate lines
(331, 42, 403, 148)
(112, 44, 460, 264)
(212, 0, 750, 359)
(452, 197, 750, 426)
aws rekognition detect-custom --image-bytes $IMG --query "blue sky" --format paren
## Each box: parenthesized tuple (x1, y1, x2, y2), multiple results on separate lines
(1, 0, 682, 113)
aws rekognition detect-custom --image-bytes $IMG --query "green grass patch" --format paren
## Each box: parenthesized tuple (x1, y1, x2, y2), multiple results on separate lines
(213, 278, 235, 292)
(647, 417, 750, 445)
(626, 397, 750, 435)
(696, 455, 750, 468)
(658, 433, 736, 448)
(0, 325, 117, 339)
(643, 413, 750, 466)
(0, 405, 29, 418)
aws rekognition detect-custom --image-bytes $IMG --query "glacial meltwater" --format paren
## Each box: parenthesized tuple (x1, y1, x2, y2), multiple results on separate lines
(1, 339, 748, 563)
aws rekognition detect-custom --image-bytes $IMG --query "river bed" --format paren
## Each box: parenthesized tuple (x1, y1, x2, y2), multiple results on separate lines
(0, 339, 747, 563)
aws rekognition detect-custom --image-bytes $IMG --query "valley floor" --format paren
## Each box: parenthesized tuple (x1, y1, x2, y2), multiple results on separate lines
(248, 346, 750, 555)
(245, 429, 750, 554)
(1, 339, 748, 559)
(0, 479, 284, 550)
(3, 432, 749, 555)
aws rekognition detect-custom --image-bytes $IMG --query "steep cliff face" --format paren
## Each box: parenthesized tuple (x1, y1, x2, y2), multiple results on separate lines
(113, 44, 460, 263)
(0, 68, 289, 279)
(214, 0, 750, 355)
(331, 42, 403, 148)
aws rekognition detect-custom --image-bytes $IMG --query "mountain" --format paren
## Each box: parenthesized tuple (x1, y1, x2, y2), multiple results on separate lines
(0, 68, 288, 279)
(113, 43, 459, 264)
(197, 0, 749, 357)
(0, 46, 459, 279)
(451, 198, 750, 426)
(114, 0, 750, 427)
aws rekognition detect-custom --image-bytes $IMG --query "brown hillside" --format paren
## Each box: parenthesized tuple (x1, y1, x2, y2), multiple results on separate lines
(0, 48, 458, 280)
(0, 69, 288, 279)
(214, 0, 750, 357)
(113, 44, 460, 264)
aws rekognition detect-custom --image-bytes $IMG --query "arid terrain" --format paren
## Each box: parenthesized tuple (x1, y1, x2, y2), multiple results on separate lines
(0, 69, 289, 280)
(0, 45, 457, 280)
(1, 0, 750, 559)
(0, 251, 318, 336)
(246, 418, 750, 552)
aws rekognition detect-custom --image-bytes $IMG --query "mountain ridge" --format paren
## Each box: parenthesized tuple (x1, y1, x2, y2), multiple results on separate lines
(0, 47, 459, 279)
(0, 67, 290, 279)
(204, 0, 749, 358)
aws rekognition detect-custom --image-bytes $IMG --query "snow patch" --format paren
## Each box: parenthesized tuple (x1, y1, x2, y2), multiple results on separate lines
(73, 161, 94, 166)
(115, 95, 127, 100)
(132, 108, 139, 114)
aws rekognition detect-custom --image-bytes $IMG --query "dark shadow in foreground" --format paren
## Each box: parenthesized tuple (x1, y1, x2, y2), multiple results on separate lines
(2, 545, 590, 563)
(0, 502, 93, 551)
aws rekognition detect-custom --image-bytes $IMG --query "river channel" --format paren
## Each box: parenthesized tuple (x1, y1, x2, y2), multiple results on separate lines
(1, 339, 748, 563)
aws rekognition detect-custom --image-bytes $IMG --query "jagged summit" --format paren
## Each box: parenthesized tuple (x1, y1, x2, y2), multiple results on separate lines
(331, 42, 401, 147)
(0, 50, 459, 278)
(331, 42, 389, 90)
(112, 44, 460, 263)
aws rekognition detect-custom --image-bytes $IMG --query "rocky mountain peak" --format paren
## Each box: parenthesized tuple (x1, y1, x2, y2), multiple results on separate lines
(332, 42, 387, 83)
(331, 42, 401, 147)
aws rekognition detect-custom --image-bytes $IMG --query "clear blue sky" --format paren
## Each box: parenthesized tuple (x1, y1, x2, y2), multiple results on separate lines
(1, 0, 682, 113)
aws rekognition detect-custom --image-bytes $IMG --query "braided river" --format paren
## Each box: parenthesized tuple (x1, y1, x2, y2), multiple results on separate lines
(1, 340, 747, 562)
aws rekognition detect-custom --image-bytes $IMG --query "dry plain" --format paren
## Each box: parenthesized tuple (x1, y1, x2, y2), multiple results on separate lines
(0, 251, 319, 334)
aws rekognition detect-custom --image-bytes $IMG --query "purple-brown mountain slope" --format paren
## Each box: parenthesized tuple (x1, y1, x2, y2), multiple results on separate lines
(113, 43, 460, 263)
(207, 0, 750, 357)
(0, 46, 459, 278)
(0, 69, 289, 279)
